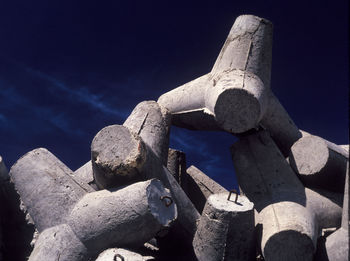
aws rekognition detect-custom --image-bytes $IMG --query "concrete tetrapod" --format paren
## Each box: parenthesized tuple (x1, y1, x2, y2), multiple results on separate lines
(158, 15, 301, 156)
(316, 163, 349, 261)
(193, 193, 255, 261)
(28, 224, 89, 261)
(186, 165, 228, 213)
(158, 14, 272, 134)
(289, 135, 348, 192)
(231, 131, 317, 261)
(9, 148, 88, 232)
(91, 111, 200, 237)
(67, 179, 177, 254)
(124, 100, 199, 238)
(91, 100, 171, 189)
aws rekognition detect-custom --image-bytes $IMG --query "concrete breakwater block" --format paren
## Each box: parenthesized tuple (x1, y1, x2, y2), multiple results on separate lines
(315, 163, 349, 261)
(158, 15, 273, 134)
(91, 115, 199, 237)
(186, 165, 227, 213)
(9, 148, 88, 232)
(289, 135, 348, 192)
(231, 131, 317, 261)
(158, 15, 301, 157)
(193, 192, 255, 261)
(67, 179, 177, 253)
(91, 124, 147, 189)
(95, 248, 155, 261)
(28, 224, 89, 261)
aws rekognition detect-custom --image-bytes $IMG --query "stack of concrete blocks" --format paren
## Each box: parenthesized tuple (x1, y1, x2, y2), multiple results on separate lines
(157, 14, 349, 261)
(0, 13, 348, 261)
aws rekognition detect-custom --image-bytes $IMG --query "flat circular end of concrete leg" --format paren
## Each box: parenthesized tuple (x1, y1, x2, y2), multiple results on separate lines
(91, 125, 147, 188)
(263, 230, 314, 261)
(96, 248, 146, 261)
(214, 87, 261, 133)
(147, 179, 177, 227)
(208, 193, 254, 213)
(290, 135, 329, 176)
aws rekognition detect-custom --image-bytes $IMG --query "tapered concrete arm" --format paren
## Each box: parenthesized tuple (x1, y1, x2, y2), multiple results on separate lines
(211, 14, 273, 87)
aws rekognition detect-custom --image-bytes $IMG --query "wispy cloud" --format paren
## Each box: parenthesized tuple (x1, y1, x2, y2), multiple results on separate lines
(0, 114, 6, 123)
(25, 67, 129, 119)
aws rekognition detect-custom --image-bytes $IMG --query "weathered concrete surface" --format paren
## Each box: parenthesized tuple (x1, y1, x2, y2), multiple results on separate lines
(315, 163, 349, 260)
(158, 15, 301, 156)
(158, 15, 272, 134)
(28, 224, 89, 261)
(73, 161, 97, 192)
(95, 248, 155, 261)
(193, 193, 255, 261)
(305, 188, 343, 229)
(186, 165, 227, 213)
(91, 125, 147, 189)
(231, 131, 317, 261)
(259, 91, 302, 156)
(289, 135, 348, 192)
(91, 124, 199, 237)
(9, 148, 88, 232)
(68, 179, 177, 254)
(123, 101, 171, 165)
(167, 148, 187, 192)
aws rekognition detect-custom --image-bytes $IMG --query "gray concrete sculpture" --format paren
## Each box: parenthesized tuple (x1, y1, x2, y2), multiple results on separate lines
(2, 13, 348, 261)
(9, 148, 88, 231)
(289, 134, 348, 192)
(193, 192, 255, 261)
(231, 131, 317, 261)
(186, 165, 228, 213)
(158, 14, 302, 156)
(90, 101, 200, 238)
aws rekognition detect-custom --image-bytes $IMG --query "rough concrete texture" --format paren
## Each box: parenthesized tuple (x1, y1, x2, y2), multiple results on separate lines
(95, 248, 155, 261)
(231, 131, 317, 261)
(123, 101, 171, 166)
(186, 165, 227, 213)
(9, 148, 88, 232)
(68, 179, 177, 254)
(123, 102, 201, 238)
(193, 212, 228, 261)
(315, 163, 349, 261)
(73, 161, 97, 192)
(91, 121, 199, 237)
(28, 224, 89, 261)
(158, 15, 301, 157)
(305, 188, 343, 229)
(167, 148, 187, 192)
(91, 125, 147, 189)
(289, 135, 348, 192)
(193, 193, 255, 261)
(259, 91, 302, 157)
(158, 15, 272, 134)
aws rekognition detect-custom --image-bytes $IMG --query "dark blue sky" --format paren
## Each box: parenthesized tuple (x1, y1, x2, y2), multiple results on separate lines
(0, 0, 348, 189)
